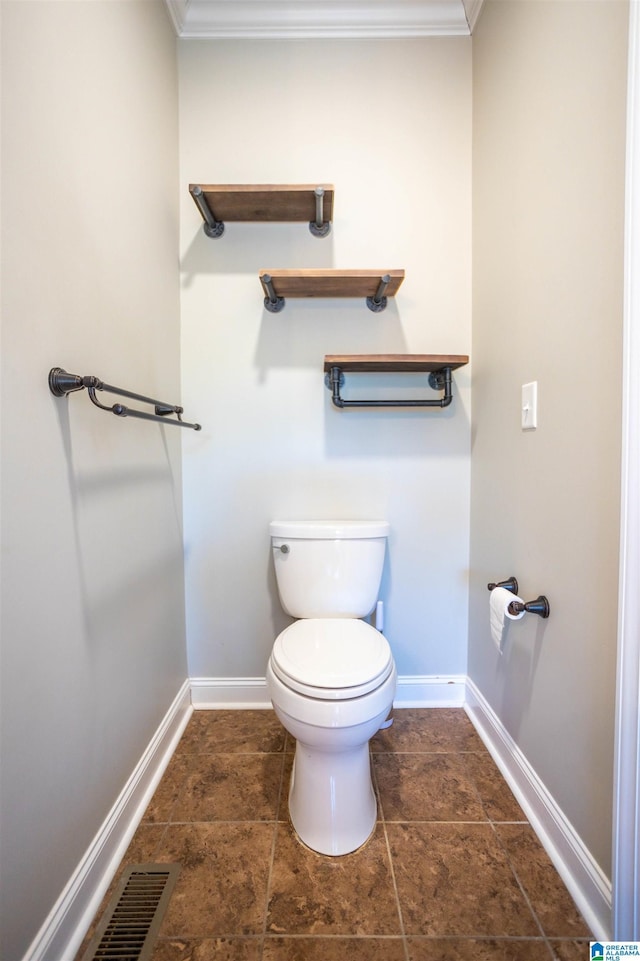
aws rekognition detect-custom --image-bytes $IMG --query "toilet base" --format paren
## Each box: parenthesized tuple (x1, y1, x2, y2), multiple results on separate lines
(266, 657, 397, 857)
(288, 739, 377, 856)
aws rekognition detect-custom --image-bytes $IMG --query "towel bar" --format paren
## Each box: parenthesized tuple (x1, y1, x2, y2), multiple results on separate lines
(326, 364, 454, 409)
(48, 368, 201, 431)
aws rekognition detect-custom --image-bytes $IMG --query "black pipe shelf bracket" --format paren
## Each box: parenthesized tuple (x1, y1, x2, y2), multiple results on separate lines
(260, 273, 285, 314)
(487, 579, 550, 618)
(190, 185, 225, 238)
(188, 184, 334, 239)
(323, 354, 469, 410)
(48, 368, 201, 431)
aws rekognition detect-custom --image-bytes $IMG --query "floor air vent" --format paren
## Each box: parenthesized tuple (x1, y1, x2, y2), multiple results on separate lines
(81, 863, 180, 961)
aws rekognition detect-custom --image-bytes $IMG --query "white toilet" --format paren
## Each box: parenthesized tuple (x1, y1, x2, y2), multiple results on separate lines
(266, 519, 397, 856)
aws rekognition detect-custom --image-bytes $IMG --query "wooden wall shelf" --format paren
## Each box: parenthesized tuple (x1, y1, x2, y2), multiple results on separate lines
(323, 353, 469, 409)
(189, 184, 334, 237)
(260, 269, 405, 312)
(323, 354, 468, 373)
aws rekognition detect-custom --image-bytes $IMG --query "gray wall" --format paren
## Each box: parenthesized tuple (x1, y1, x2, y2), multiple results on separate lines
(469, 0, 628, 878)
(0, 3, 186, 958)
(179, 37, 473, 681)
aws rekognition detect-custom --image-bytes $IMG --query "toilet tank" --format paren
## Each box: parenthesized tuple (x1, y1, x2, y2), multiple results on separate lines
(270, 520, 389, 619)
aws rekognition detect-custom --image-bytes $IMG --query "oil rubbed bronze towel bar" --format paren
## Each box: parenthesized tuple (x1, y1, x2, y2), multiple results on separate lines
(322, 355, 469, 409)
(48, 368, 201, 431)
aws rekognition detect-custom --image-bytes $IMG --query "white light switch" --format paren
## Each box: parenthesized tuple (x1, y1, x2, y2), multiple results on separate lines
(522, 381, 538, 430)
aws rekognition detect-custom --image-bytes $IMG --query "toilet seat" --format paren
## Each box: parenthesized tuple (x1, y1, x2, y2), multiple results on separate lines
(271, 618, 393, 700)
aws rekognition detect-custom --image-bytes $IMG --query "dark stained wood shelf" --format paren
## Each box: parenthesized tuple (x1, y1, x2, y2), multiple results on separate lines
(323, 353, 469, 372)
(189, 183, 334, 224)
(260, 268, 404, 300)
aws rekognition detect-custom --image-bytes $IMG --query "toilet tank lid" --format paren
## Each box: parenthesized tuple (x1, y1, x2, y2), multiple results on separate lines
(269, 520, 389, 539)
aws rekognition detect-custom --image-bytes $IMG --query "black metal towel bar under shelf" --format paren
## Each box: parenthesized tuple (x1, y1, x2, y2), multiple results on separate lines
(48, 368, 201, 431)
(326, 364, 454, 409)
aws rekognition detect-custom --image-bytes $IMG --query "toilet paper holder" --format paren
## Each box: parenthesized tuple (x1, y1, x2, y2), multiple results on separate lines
(487, 578, 550, 619)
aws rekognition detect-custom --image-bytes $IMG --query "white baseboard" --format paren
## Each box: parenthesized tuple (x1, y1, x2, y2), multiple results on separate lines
(464, 678, 612, 940)
(24, 680, 192, 961)
(395, 673, 466, 707)
(189, 674, 467, 710)
(190, 676, 271, 708)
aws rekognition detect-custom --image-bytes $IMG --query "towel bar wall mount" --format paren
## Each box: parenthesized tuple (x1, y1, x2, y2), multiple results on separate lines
(48, 368, 201, 431)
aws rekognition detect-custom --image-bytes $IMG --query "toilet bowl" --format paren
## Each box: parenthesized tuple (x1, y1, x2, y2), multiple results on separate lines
(267, 520, 396, 856)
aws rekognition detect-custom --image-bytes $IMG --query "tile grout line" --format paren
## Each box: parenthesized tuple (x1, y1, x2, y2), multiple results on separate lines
(488, 819, 557, 959)
(259, 748, 288, 960)
(146, 753, 195, 864)
(371, 749, 412, 961)
(371, 749, 493, 755)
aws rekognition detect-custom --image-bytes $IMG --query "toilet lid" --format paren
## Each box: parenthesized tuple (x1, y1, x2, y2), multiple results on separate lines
(271, 619, 394, 700)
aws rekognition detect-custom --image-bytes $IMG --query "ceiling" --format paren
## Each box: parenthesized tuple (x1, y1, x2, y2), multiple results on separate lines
(163, 0, 485, 39)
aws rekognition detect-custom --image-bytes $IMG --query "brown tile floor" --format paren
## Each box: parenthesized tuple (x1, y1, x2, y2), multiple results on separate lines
(77, 708, 594, 961)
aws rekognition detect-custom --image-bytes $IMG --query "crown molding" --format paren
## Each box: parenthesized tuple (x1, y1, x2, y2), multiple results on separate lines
(462, 0, 484, 32)
(163, 0, 480, 39)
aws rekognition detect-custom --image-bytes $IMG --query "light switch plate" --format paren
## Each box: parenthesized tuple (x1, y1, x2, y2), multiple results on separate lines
(522, 381, 538, 430)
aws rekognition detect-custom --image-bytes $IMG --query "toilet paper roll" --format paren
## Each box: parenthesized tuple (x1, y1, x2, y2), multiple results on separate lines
(490, 587, 525, 652)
